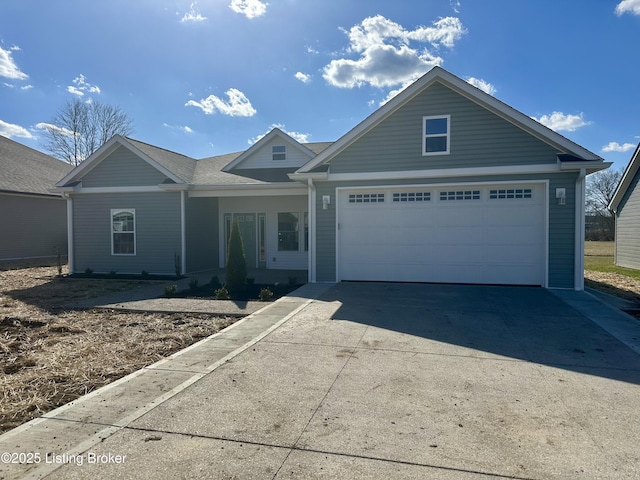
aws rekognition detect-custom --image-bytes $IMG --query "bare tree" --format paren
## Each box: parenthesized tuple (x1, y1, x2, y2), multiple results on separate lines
(585, 168, 622, 240)
(39, 99, 134, 166)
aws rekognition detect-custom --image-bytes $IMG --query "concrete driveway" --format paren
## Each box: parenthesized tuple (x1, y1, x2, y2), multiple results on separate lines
(22, 283, 640, 478)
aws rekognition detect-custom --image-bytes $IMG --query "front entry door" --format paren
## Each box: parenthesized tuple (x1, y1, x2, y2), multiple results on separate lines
(225, 213, 261, 269)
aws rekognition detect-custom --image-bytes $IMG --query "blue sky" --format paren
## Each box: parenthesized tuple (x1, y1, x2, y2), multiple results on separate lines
(1, 0, 639, 171)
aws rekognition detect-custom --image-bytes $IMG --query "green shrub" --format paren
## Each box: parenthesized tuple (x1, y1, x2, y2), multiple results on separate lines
(84, 267, 93, 275)
(141, 270, 150, 278)
(210, 275, 221, 288)
(188, 278, 199, 291)
(259, 287, 274, 302)
(164, 284, 178, 296)
(214, 286, 230, 300)
(108, 270, 117, 278)
(226, 220, 247, 295)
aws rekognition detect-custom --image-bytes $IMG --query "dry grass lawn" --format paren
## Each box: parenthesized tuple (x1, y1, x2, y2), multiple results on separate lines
(0, 262, 236, 433)
(584, 241, 640, 303)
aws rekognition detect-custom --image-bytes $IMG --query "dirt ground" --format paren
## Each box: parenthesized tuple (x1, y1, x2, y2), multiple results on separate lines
(0, 263, 236, 433)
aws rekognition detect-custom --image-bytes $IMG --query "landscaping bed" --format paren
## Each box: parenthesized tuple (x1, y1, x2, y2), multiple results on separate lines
(0, 263, 237, 433)
(168, 277, 303, 302)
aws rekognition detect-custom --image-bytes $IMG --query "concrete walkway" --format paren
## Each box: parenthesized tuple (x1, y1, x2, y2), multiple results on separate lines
(1, 283, 640, 479)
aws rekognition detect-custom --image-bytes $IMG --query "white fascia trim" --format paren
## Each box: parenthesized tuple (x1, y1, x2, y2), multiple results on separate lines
(2, 191, 65, 200)
(609, 144, 640, 213)
(326, 163, 561, 182)
(188, 184, 308, 197)
(67, 186, 168, 194)
(559, 160, 611, 173)
(64, 194, 74, 274)
(307, 178, 317, 283)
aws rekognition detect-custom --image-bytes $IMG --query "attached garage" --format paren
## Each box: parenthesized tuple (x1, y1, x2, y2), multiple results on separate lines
(337, 183, 547, 286)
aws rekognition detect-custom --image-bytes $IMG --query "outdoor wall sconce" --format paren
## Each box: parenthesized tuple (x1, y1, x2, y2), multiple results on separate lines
(322, 195, 331, 210)
(556, 188, 566, 206)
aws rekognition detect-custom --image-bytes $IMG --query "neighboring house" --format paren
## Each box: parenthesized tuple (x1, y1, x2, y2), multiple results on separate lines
(0, 135, 73, 261)
(53, 67, 609, 290)
(608, 143, 640, 269)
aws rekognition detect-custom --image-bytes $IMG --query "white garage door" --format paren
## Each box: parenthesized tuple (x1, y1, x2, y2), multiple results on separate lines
(338, 184, 546, 285)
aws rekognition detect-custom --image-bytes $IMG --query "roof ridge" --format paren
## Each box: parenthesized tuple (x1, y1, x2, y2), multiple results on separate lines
(125, 136, 196, 160)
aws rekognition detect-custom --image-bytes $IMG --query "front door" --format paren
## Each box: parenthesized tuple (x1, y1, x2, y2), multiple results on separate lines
(224, 213, 264, 269)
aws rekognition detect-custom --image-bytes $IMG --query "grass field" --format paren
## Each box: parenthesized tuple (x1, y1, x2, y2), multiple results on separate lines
(584, 241, 640, 281)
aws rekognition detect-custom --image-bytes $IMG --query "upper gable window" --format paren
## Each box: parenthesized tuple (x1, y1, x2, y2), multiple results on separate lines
(272, 145, 286, 161)
(423, 115, 450, 156)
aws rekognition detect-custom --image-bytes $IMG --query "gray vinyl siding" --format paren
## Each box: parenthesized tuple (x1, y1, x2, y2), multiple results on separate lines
(80, 146, 170, 187)
(615, 169, 640, 269)
(330, 82, 560, 174)
(186, 197, 219, 273)
(314, 172, 577, 288)
(0, 194, 67, 260)
(72, 192, 181, 274)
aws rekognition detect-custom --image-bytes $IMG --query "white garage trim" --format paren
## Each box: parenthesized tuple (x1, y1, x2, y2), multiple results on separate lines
(336, 180, 549, 286)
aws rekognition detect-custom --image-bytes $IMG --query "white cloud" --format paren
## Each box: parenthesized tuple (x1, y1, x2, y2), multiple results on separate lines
(21, 84, 33, 90)
(532, 111, 591, 132)
(0, 45, 28, 80)
(323, 15, 466, 89)
(467, 77, 496, 95)
(306, 46, 319, 55)
(450, 0, 461, 13)
(35, 122, 76, 137)
(602, 141, 636, 153)
(615, 0, 640, 15)
(67, 74, 101, 97)
(181, 2, 207, 22)
(229, 0, 268, 19)
(185, 88, 257, 117)
(295, 72, 311, 83)
(163, 123, 194, 134)
(0, 119, 34, 139)
(249, 123, 310, 145)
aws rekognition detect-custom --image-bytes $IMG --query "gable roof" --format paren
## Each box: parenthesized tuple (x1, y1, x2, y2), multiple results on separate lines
(608, 143, 640, 213)
(56, 135, 193, 187)
(0, 135, 73, 197)
(54, 133, 334, 189)
(295, 66, 603, 174)
(222, 128, 319, 171)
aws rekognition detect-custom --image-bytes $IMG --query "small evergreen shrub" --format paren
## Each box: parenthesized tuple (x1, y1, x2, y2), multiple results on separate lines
(188, 278, 199, 291)
(108, 270, 117, 278)
(215, 286, 230, 300)
(164, 284, 178, 296)
(84, 268, 94, 275)
(259, 287, 274, 302)
(226, 220, 247, 295)
(141, 270, 150, 278)
(210, 275, 221, 288)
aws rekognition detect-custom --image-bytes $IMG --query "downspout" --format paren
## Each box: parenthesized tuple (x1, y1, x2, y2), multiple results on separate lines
(64, 193, 74, 274)
(181, 190, 186, 275)
(574, 168, 586, 290)
(308, 178, 316, 283)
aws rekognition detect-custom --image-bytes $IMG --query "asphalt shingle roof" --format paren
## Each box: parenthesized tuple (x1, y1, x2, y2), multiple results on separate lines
(0, 135, 73, 196)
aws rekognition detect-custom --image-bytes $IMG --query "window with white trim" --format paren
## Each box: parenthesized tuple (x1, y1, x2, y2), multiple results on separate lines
(489, 188, 532, 199)
(348, 193, 385, 203)
(393, 192, 431, 202)
(423, 115, 450, 155)
(111, 209, 135, 255)
(272, 145, 286, 161)
(439, 190, 480, 201)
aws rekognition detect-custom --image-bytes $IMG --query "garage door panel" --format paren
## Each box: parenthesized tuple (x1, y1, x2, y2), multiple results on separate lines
(338, 184, 545, 286)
